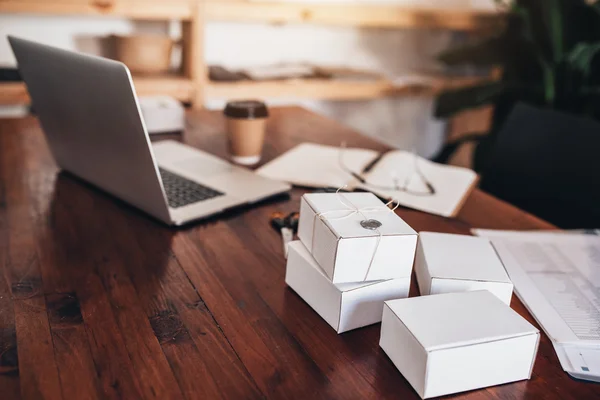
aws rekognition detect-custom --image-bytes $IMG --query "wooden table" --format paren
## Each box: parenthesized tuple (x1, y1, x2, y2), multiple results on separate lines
(0, 107, 596, 400)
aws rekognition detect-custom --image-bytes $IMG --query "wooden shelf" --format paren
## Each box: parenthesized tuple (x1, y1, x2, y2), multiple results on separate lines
(206, 75, 485, 101)
(0, 1, 496, 107)
(205, 1, 501, 31)
(0, 0, 196, 20)
(207, 79, 392, 101)
(1, 74, 485, 105)
(133, 75, 195, 101)
(0, 82, 30, 106)
(0, 75, 195, 105)
(1, 0, 501, 30)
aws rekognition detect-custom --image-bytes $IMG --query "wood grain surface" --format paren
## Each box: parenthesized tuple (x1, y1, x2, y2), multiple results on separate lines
(0, 107, 596, 399)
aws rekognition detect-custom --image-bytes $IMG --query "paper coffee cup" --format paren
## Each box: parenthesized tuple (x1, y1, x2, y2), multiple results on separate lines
(224, 100, 268, 165)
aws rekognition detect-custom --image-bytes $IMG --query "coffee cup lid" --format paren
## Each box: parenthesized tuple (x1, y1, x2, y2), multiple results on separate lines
(224, 100, 269, 119)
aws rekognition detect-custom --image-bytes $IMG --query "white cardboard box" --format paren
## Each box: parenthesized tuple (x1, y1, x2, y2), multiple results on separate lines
(298, 192, 417, 283)
(285, 241, 411, 333)
(414, 232, 513, 305)
(380, 291, 539, 399)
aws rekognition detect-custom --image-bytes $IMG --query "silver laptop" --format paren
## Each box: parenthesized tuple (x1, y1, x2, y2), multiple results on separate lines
(9, 36, 290, 226)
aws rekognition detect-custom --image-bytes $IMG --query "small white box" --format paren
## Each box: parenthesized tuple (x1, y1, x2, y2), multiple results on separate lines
(380, 291, 539, 399)
(298, 193, 417, 283)
(285, 241, 410, 333)
(139, 96, 185, 134)
(415, 232, 513, 305)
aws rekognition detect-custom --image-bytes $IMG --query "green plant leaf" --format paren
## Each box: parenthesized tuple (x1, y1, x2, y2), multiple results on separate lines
(511, 4, 534, 42)
(434, 0, 600, 124)
(545, 0, 564, 61)
(590, 1, 600, 18)
(434, 81, 506, 118)
(566, 41, 600, 80)
(544, 66, 556, 104)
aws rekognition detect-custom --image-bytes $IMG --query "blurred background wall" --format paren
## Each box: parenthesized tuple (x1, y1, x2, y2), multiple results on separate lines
(0, 0, 494, 157)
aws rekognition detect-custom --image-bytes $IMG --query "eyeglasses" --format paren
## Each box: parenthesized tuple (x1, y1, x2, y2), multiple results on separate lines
(337, 142, 436, 197)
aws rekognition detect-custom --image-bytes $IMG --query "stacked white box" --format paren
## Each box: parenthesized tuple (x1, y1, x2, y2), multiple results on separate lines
(297, 192, 418, 283)
(285, 241, 410, 333)
(285, 192, 417, 333)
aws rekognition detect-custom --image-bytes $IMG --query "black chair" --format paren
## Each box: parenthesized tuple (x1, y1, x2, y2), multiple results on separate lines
(480, 103, 600, 229)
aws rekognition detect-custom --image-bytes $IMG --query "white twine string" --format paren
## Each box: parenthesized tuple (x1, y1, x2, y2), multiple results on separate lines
(310, 187, 399, 281)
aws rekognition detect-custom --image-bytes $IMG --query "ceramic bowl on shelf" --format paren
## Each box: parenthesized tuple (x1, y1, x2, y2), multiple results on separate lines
(111, 34, 174, 75)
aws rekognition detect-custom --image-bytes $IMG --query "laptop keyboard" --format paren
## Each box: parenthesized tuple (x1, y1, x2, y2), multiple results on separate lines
(159, 168, 224, 209)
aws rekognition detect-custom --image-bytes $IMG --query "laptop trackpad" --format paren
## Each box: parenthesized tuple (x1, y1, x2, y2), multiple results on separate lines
(173, 157, 233, 177)
(153, 140, 231, 177)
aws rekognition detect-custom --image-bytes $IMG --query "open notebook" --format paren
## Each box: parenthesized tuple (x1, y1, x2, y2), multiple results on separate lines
(256, 143, 478, 217)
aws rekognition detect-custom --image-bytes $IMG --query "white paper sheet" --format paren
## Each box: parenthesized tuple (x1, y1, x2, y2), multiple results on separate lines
(474, 229, 600, 382)
(256, 143, 478, 217)
(256, 142, 377, 189)
(362, 151, 477, 217)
